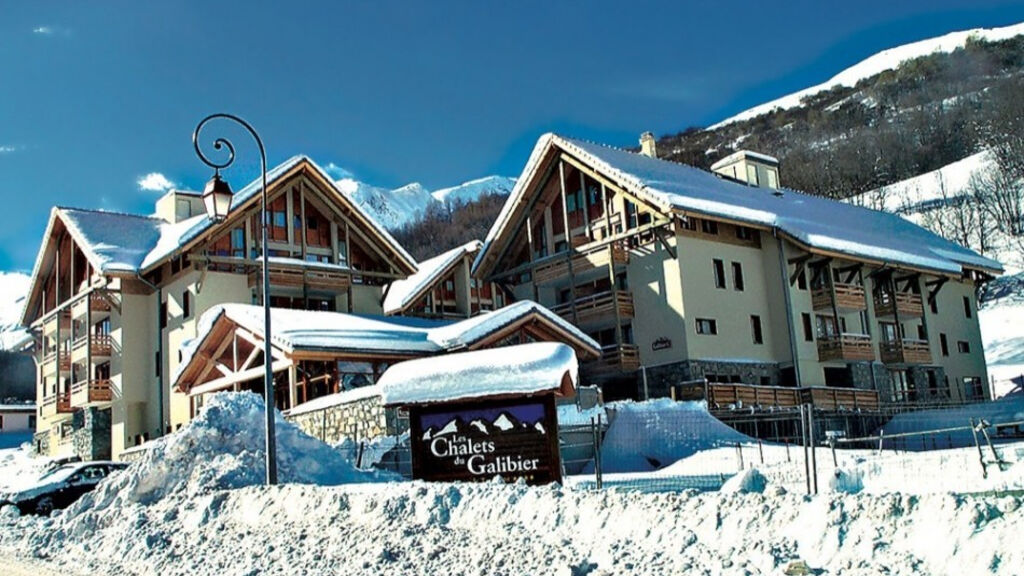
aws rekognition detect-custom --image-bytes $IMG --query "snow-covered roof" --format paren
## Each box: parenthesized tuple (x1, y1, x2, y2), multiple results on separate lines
(174, 301, 601, 390)
(0, 403, 36, 412)
(379, 342, 577, 406)
(383, 240, 481, 315)
(474, 134, 1003, 277)
(59, 208, 167, 273)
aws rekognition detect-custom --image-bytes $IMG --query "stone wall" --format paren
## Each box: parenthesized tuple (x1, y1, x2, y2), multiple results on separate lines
(287, 395, 395, 445)
(72, 407, 112, 460)
(33, 430, 50, 456)
(641, 359, 780, 398)
(850, 362, 893, 395)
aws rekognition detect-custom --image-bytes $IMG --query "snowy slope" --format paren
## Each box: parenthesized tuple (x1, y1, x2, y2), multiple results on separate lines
(0, 272, 30, 350)
(432, 175, 516, 206)
(849, 152, 994, 214)
(711, 22, 1024, 128)
(336, 174, 515, 230)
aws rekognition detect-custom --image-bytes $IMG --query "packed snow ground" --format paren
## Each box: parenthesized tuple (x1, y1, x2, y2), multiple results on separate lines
(2, 393, 1023, 575)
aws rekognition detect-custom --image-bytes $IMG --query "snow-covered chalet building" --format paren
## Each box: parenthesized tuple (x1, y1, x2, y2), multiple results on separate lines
(472, 133, 1003, 405)
(21, 156, 421, 459)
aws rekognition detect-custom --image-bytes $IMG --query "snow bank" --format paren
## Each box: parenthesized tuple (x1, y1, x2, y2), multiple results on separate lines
(3, 478, 1023, 575)
(598, 398, 753, 473)
(879, 395, 1024, 449)
(0, 441, 52, 492)
(721, 468, 767, 493)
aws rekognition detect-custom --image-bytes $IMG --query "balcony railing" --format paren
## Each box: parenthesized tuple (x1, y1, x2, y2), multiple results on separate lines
(817, 333, 875, 362)
(73, 334, 113, 357)
(811, 282, 867, 312)
(879, 339, 932, 365)
(71, 379, 113, 406)
(549, 290, 634, 326)
(40, 393, 72, 418)
(672, 381, 881, 412)
(43, 310, 72, 334)
(873, 291, 924, 318)
(582, 344, 640, 377)
(532, 243, 628, 286)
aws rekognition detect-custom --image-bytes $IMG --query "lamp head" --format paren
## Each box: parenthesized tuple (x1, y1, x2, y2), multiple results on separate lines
(202, 171, 233, 221)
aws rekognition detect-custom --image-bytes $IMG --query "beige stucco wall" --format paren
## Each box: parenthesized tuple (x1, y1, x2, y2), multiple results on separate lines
(351, 284, 384, 315)
(628, 241, 688, 368)
(925, 279, 989, 401)
(111, 291, 157, 459)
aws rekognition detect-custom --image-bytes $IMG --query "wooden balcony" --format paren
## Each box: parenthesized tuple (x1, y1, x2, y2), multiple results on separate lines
(549, 290, 634, 326)
(673, 381, 881, 412)
(40, 393, 72, 418)
(532, 244, 628, 286)
(582, 344, 640, 377)
(811, 283, 867, 312)
(43, 310, 72, 335)
(879, 339, 932, 365)
(250, 265, 352, 291)
(42, 352, 71, 372)
(873, 292, 924, 318)
(817, 333, 875, 362)
(73, 334, 113, 357)
(71, 379, 113, 407)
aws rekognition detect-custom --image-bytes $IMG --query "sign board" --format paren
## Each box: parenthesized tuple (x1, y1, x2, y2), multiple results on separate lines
(408, 394, 562, 485)
(652, 337, 672, 351)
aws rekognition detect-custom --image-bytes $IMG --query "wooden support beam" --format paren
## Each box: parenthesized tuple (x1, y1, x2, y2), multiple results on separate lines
(653, 226, 677, 259)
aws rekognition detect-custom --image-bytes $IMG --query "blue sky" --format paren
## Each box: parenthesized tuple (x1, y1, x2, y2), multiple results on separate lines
(2, 1, 1024, 273)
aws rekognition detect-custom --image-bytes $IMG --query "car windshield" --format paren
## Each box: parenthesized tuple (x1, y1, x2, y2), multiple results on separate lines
(36, 464, 79, 484)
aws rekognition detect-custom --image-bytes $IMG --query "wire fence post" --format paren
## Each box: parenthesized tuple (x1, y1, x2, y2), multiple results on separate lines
(877, 429, 885, 454)
(758, 439, 764, 466)
(808, 406, 818, 495)
(356, 440, 365, 469)
(735, 442, 745, 471)
(969, 417, 987, 479)
(591, 415, 603, 490)
(979, 420, 1001, 467)
(785, 439, 791, 463)
(800, 404, 810, 495)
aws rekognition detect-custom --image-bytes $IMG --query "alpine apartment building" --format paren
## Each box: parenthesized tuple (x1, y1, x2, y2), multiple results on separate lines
(472, 133, 1002, 404)
(22, 156, 419, 459)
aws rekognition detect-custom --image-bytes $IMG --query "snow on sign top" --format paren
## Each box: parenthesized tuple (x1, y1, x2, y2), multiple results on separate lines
(383, 240, 482, 315)
(378, 342, 577, 406)
(477, 133, 1002, 276)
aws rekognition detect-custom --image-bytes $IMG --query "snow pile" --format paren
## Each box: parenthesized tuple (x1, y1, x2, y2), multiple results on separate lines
(597, 398, 752, 473)
(980, 275, 1024, 397)
(3, 478, 1023, 575)
(101, 393, 394, 507)
(0, 441, 52, 492)
(720, 468, 767, 493)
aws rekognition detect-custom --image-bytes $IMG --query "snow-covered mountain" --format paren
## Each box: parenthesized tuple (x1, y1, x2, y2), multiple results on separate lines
(711, 22, 1024, 128)
(0, 272, 31, 350)
(335, 174, 515, 230)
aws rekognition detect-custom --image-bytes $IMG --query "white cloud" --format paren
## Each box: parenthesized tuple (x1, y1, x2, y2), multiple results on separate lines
(0, 146, 16, 154)
(138, 172, 176, 192)
(324, 162, 353, 180)
(33, 26, 53, 35)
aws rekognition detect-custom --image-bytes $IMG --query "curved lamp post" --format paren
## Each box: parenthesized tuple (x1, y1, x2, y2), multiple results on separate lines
(193, 113, 278, 485)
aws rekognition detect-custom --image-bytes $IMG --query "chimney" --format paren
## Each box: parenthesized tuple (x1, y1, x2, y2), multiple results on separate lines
(154, 189, 205, 223)
(639, 132, 658, 158)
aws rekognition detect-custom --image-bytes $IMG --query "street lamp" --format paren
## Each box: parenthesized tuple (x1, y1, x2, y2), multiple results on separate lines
(193, 113, 278, 485)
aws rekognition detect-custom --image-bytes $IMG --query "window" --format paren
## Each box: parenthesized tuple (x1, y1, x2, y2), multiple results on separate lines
(796, 269, 807, 291)
(766, 169, 778, 189)
(682, 218, 698, 231)
(929, 297, 938, 314)
(732, 262, 744, 291)
(916, 324, 926, 340)
(735, 226, 754, 241)
(713, 259, 726, 289)
(963, 296, 972, 318)
(160, 301, 168, 330)
(963, 377, 984, 400)
(746, 165, 759, 185)
(337, 240, 348, 267)
(696, 318, 717, 335)
(957, 340, 971, 354)
(802, 313, 813, 341)
(940, 333, 949, 356)
(701, 219, 719, 235)
(750, 315, 763, 345)
(155, 351, 161, 377)
(817, 315, 838, 339)
(231, 228, 245, 258)
(182, 291, 191, 319)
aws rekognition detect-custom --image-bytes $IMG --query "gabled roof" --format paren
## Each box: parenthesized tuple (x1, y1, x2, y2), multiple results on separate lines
(22, 156, 417, 326)
(383, 240, 481, 315)
(174, 301, 601, 391)
(473, 133, 1003, 278)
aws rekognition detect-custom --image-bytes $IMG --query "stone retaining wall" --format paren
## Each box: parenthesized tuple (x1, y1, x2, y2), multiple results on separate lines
(287, 395, 399, 445)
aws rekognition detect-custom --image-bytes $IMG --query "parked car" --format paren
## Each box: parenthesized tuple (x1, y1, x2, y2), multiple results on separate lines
(0, 461, 128, 515)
